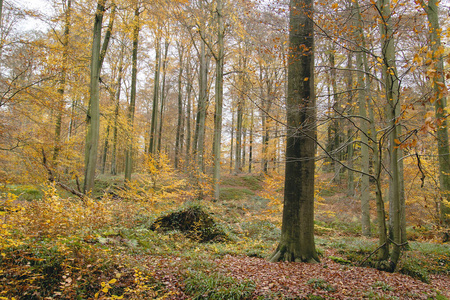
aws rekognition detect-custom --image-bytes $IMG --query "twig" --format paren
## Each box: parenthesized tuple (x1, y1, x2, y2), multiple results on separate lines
(41, 149, 86, 202)
(359, 242, 386, 266)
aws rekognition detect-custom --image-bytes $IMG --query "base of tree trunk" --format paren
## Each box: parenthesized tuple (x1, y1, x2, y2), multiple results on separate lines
(269, 244, 320, 263)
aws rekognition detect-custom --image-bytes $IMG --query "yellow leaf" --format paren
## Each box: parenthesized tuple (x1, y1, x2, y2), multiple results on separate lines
(108, 278, 117, 284)
(304, 77, 309, 81)
(394, 138, 401, 145)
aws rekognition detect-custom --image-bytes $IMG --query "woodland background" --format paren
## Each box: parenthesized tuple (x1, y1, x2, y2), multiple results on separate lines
(1, 0, 450, 299)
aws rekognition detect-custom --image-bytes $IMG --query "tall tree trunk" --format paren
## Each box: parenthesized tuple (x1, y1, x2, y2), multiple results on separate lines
(235, 48, 244, 174)
(378, 0, 402, 269)
(83, 0, 106, 194)
(420, 0, 450, 226)
(175, 42, 184, 169)
(124, 5, 139, 182)
(230, 109, 234, 173)
(101, 123, 110, 174)
(248, 107, 253, 173)
(157, 40, 169, 153)
(354, 0, 371, 237)
(185, 58, 192, 165)
(213, 0, 224, 199)
(346, 52, 354, 196)
(270, 0, 319, 263)
(195, 38, 208, 171)
(53, 0, 71, 165)
(149, 35, 161, 155)
(111, 43, 125, 176)
(330, 46, 342, 183)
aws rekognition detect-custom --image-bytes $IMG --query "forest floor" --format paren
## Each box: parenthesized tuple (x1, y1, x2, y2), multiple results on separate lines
(1, 172, 450, 299)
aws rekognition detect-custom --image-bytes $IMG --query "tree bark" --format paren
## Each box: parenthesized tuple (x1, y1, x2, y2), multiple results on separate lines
(213, 0, 224, 199)
(353, 0, 371, 237)
(111, 42, 124, 176)
(53, 0, 71, 165)
(157, 39, 169, 153)
(270, 0, 319, 263)
(377, 0, 402, 269)
(149, 34, 161, 155)
(124, 5, 140, 182)
(84, 0, 106, 194)
(175, 42, 184, 169)
(420, 0, 450, 226)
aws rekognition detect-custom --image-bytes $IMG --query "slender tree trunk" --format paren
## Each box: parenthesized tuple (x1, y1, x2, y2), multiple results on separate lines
(175, 42, 184, 169)
(101, 123, 110, 174)
(111, 43, 124, 176)
(213, 0, 224, 199)
(378, 0, 402, 269)
(346, 52, 355, 196)
(230, 110, 234, 173)
(195, 39, 208, 171)
(185, 58, 192, 165)
(84, 0, 106, 194)
(235, 49, 244, 174)
(330, 46, 342, 183)
(270, 0, 319, 263)
(157, 40, 169, 153)
(248, 107, 253, 173)
(149, 35, 161, 155)
(124, 5, 139, 182)
(53, 0, 71, 165)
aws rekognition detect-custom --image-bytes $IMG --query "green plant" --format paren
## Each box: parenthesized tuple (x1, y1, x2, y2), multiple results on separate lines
(372, 281, 393, 292)
(399, 257, 430, 283)
(184, 271, 255, 299)
(328, 255, 351, 265)
(307, 278, 336, 292)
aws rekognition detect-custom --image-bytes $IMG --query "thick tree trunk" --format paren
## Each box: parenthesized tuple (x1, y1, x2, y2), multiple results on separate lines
(195, 39, 208, 172)
(124, 6, 139, 182)
(213, 0, 224, 199)
(270, 0, 319, 263)
(84, 0, 106, 194)
(354, 0, 371, 237)
(421, 0, 450, 226)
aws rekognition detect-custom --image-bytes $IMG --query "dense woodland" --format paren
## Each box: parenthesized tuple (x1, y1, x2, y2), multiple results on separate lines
(1, 0, 450, 298)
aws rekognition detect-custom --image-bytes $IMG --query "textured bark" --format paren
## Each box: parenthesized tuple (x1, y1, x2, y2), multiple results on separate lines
(124, 6, 140, 182)
(149, 35, 161, 155)
(346, 52, 354, 196)
(53, 0, 71, 165)
(84, 0, 106, 194)
(270, 0, 319, 263)
(378, 0, 402, 269)
(420, 0, 450, 226)
(354, 0, 371, 237)
(248, 108, 253, 173)
(111, 43, 124, 176)
(175, 43, 184, 169)
(185, 58, 193, 165)
(157, 40, 169, 153)
(213, 0, 224, 199)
